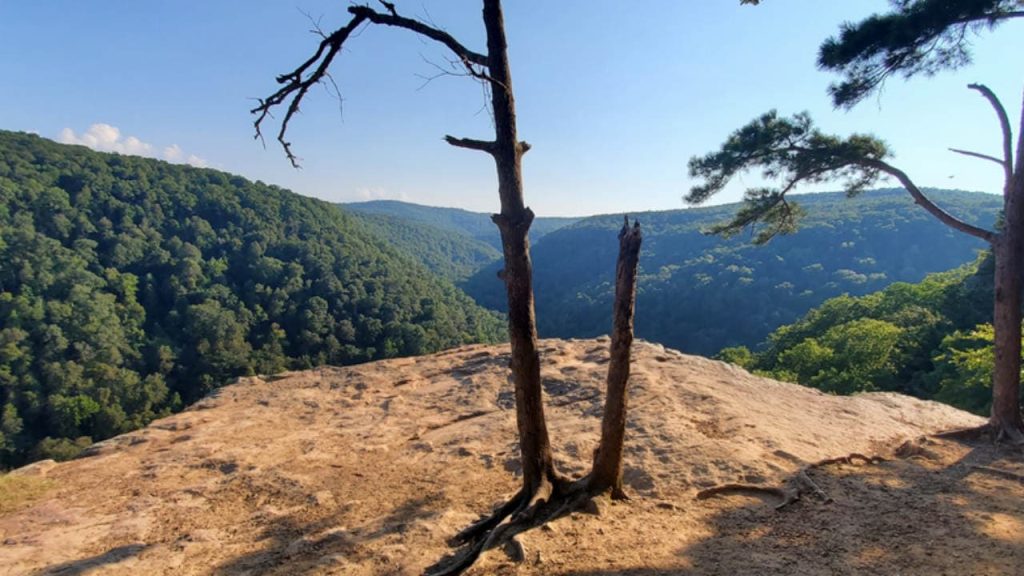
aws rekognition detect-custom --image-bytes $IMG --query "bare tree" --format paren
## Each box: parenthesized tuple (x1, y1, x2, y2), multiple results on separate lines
(591, 218, 643, 498)
(253, 2, 643, 572)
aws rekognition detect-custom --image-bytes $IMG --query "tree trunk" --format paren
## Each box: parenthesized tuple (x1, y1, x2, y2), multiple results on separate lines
(590, 218, 642, 496)
(481, 0, 556, 492)
(990, 95, 1024, 441)
(990, 234, 1023, 439)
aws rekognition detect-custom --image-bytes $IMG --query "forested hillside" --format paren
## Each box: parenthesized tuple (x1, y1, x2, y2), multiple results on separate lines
(0, 131, 505, 467)
(343, 212, 501, 283)
(722, 254, 996, 415)
(343, 199, 579, 251)
(463, 189, 1001, 355)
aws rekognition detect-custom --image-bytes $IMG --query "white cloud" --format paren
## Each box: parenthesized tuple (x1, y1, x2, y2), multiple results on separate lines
(163, 144, 183, 162)
(353, 187, 409, 202)
(59, 123, 208, 167)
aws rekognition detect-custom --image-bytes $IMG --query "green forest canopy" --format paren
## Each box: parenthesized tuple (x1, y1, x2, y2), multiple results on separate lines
(343, 211, 501, 283)
(0, 131, 505, 468)
(461, 189, 1001, 356)
(721, 253, 999, 416)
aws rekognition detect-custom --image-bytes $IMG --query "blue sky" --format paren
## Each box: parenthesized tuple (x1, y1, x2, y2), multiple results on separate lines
(1, 1, 1022, 217)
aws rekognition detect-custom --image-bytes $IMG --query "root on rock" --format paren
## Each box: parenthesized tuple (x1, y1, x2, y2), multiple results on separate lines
(971, 465, 1024, 484)
(426, 473, 616, 576)
(931, 424, 994, 442)
(695, 451, 887, 510)
(931, 422, 1024, 445)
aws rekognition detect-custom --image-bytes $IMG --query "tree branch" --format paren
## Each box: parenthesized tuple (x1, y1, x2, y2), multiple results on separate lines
(860, 157, 996, 242)
(252, 14, 368, 167)
(949, 147, 1008, 167)
(348, 5, 487, 66)
(252, 3, 489, 167)
(444, 135, 496, 154)
(968, 83, 1015, 183)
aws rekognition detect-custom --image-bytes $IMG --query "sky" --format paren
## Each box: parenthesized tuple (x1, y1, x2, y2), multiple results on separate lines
(1, 1, 1022, 217)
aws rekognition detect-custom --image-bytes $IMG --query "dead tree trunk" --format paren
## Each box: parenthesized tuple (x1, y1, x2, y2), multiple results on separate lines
(251, 0, 559, 496)
(590, 218, 642, 497)
(481, 0, 559, 496)
(253, 3, 645, 572)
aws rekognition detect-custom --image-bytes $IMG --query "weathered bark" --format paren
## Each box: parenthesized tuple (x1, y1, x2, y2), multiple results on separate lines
(990, 234, 1023, 439)
(481, 0, 558, 492)
(989, 87, 1024, 441)
(871, 86, 1024, 441)
(590, 218, 643, 496)
(255, 5, 642, 573)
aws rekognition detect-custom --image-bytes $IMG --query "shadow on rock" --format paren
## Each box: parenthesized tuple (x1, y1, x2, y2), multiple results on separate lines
(558, 438, 1024, 575)
(38, 544, 151, 575)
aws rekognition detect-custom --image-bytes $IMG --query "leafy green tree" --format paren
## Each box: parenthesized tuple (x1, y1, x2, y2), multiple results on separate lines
(745, 251, 997, 416)
(933, 324, 1001, 414)
(817, 318, 903, 394)
(716, 346, 755, 369)
(691, 0, 1024, 440)
(775, 338, 834, 386)
(0, 403, 24, 459)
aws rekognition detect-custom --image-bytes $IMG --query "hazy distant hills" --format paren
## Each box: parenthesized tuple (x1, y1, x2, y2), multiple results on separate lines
(457, 189, 1001, 356)
(342, 199, 580, 251)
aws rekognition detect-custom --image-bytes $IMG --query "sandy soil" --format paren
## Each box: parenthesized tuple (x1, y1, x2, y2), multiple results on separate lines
(2, 337, 1020, 576)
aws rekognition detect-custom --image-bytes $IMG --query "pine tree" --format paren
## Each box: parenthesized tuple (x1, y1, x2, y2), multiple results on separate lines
(691, 0, 1024, 440)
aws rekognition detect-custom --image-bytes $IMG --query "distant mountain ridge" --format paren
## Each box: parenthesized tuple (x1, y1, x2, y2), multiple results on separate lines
(461, 188, 1001, 356)
(342, 199, 581, 250)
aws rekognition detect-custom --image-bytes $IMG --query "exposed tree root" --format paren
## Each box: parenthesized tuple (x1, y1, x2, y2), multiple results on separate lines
(814, 453, 886, 466)
(931, 422, 1024, 445)
(695, 451, 886, 510)
(426, 474, 625, 576)
(971, 465, 1024, 484)
(448, 488, 526, 546)
(796, 470, 831, 504)
(931, 423, 993, 442)
(993, 423, 1024, 445)
(696, 484, 791, 508)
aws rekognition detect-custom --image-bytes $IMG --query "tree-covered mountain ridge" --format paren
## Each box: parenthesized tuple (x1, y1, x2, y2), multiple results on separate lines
(0, 130, 505, 468)
(340, 211, 502, 283)
(342, 199, 580, 251)
(462, 188, 1002, 356)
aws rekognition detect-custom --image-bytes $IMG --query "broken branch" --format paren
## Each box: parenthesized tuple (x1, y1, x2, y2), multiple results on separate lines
(950, 147, 1009, 168)
(444, 135, 496, 154)
(968, 83, 1014, 183)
